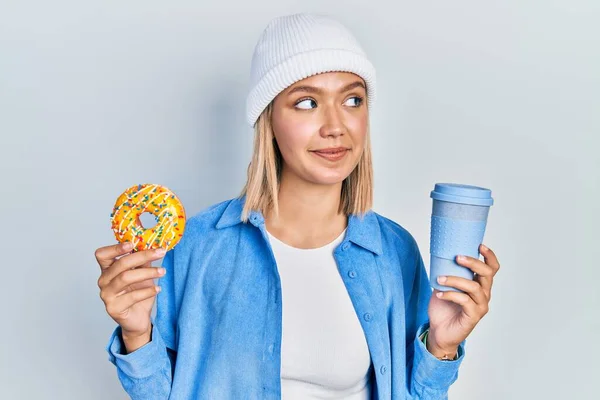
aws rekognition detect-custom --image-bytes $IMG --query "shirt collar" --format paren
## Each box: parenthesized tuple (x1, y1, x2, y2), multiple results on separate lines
(215, 195, 382, 255)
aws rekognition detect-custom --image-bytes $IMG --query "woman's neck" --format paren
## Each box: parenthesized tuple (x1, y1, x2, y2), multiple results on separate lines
(264, 174, 348, 249)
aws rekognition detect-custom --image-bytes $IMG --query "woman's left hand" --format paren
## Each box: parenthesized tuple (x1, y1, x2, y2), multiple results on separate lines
(426, 243, 501, 358)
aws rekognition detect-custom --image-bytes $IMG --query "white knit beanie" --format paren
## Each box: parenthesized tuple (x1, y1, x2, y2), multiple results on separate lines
(246, 13, 377, 127)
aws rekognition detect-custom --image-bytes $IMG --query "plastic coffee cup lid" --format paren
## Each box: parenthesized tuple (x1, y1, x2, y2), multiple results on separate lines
(430, 183, 494, 206)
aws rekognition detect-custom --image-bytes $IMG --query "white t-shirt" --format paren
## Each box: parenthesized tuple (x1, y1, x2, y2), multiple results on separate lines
(266, 228, 373, 399)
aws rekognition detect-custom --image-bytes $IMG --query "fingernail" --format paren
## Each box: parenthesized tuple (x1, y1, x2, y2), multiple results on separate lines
(481, 244, 488, 251)
(123, 242, 132, 251)
(436, 292, 443, 298)
(155, 286, 161, 293)
(438, 276, 447, 284)
(155, 248, 166, 256)
(158, 268, 166, 275)
(457, 255, 466, 261)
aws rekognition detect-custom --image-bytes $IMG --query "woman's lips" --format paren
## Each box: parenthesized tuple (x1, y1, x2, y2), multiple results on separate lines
(311, 149, 349, 161)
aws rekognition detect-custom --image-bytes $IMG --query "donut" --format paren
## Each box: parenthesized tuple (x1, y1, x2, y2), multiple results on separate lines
(110, 183, 186, 252)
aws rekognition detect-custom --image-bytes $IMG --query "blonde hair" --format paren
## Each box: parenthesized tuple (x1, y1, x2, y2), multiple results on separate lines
(238, 101, 374, 222)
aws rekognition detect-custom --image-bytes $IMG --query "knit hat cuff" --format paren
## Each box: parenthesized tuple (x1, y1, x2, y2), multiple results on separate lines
(246, 48, 377, 127)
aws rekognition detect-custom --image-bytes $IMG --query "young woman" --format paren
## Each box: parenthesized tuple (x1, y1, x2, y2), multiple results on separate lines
(96, 13, 500, 400)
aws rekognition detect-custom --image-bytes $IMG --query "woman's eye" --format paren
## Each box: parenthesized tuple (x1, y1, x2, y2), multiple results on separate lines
(344, 96, 364, 107)
(295, 98, 317, 109)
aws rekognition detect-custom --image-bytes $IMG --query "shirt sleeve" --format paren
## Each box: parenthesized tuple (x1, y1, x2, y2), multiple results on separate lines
(405, 240, 466, 399)
(105, 249, 178, 400)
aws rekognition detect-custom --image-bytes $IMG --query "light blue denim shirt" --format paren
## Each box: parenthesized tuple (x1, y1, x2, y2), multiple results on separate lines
(106, 195, 466, 399)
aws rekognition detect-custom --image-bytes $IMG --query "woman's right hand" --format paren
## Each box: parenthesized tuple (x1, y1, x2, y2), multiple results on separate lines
(96, 242, 167, 349)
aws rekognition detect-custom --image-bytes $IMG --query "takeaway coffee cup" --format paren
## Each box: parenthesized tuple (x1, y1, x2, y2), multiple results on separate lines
(429, 183, 494, 292)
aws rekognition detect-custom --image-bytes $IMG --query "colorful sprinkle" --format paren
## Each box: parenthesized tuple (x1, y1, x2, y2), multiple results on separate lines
(110, 183, 186, 252)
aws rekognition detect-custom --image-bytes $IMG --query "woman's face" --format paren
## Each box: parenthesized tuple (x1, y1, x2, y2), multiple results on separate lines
(271, 71, 369, 186)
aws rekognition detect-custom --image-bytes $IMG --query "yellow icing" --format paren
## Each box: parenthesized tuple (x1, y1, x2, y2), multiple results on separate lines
(110, 183, 186, 252)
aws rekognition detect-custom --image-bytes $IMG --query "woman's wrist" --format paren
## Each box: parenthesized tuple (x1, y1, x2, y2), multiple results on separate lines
(423, 329, 459, 360)
(121, 325, 153, 354)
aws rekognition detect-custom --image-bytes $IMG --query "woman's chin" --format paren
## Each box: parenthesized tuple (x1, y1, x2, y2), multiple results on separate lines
(307, 170, 351, 186)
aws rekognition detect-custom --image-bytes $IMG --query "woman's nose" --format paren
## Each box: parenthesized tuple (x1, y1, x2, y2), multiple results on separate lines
(319, 106, 345, 137)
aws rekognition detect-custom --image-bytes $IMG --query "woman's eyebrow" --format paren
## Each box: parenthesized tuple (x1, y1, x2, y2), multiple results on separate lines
(340, 81, 366, 93)
(287, 81, 366, 96)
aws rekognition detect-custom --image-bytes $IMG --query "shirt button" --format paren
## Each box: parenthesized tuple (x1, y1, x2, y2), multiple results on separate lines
(363, 313, 372, 321)
(342, 242, 350, 251)
(348, 270, 357, 278)
(380, 365, 387, 374)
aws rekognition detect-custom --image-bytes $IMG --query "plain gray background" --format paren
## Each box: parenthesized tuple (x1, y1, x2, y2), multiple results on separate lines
(1, 1, 598, 399)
